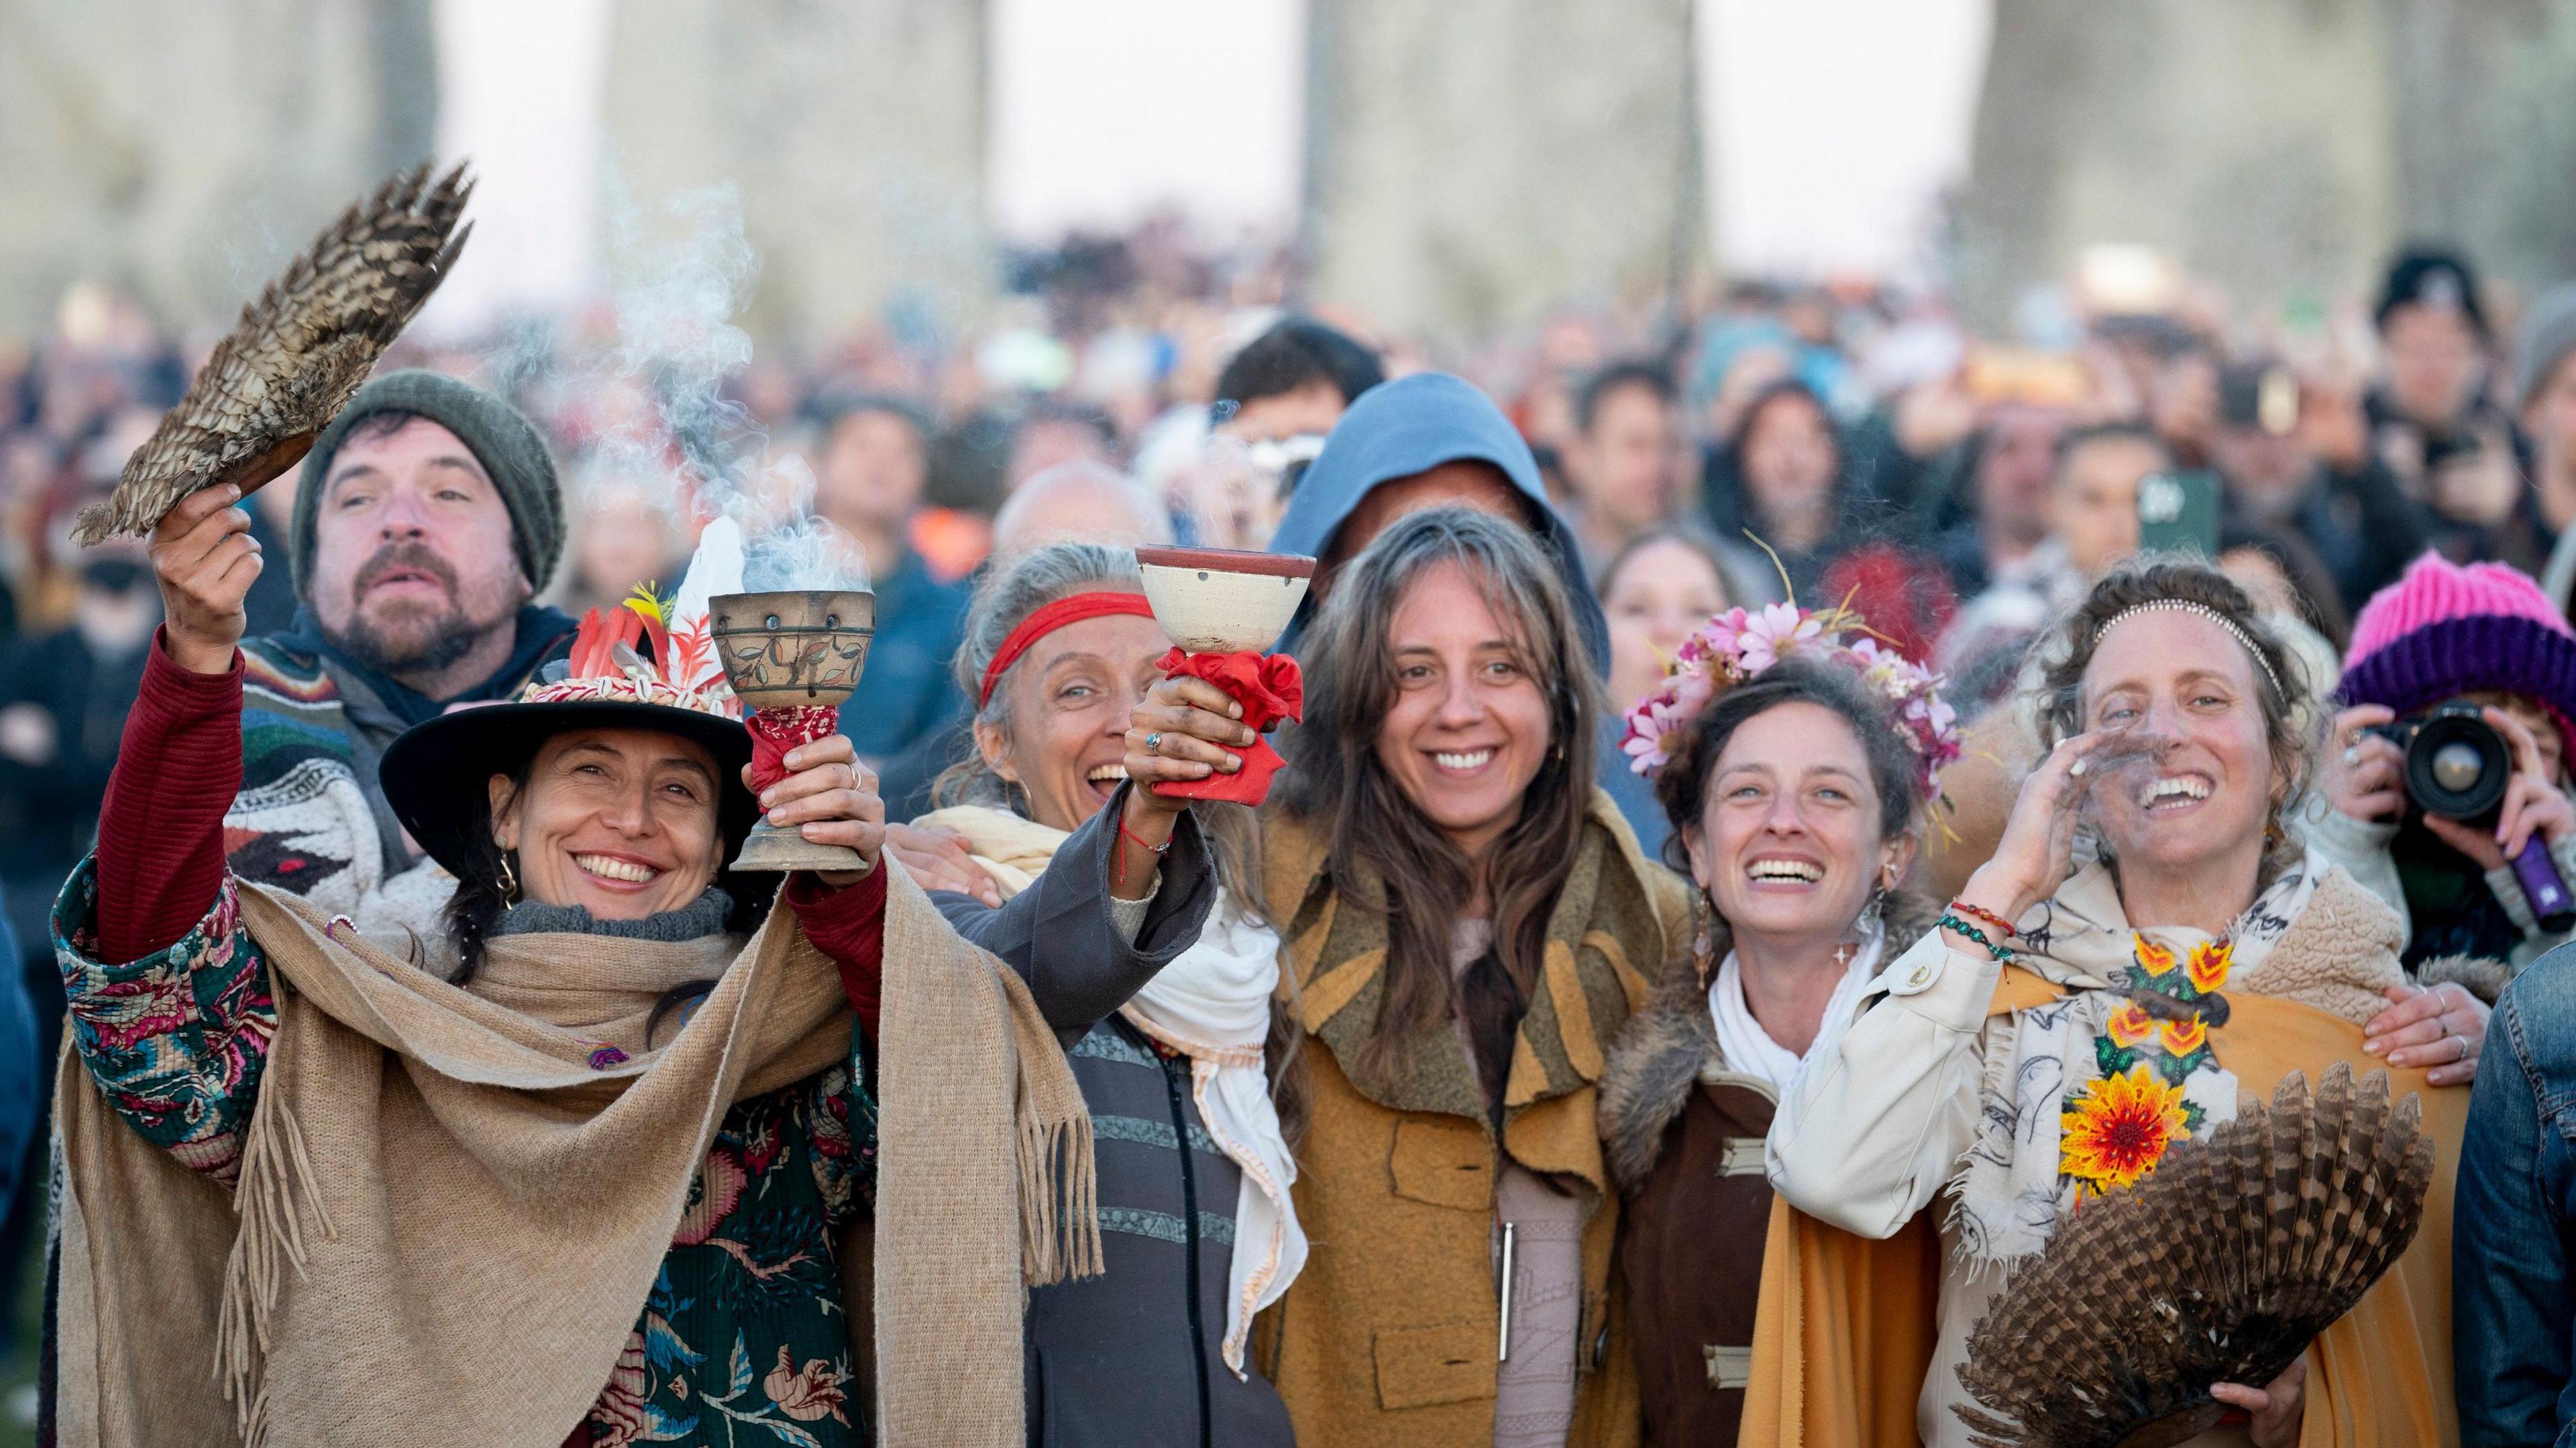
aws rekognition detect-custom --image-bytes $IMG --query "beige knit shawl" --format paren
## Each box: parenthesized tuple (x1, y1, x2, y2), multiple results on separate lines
(52, 865, 1097, 1447)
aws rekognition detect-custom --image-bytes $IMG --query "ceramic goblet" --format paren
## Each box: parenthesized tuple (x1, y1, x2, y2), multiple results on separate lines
(710, 589, 875, 871)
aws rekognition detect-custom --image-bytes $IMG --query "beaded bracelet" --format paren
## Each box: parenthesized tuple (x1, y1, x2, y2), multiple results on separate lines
(1938, 913, 2015, 963)
(1948, 900, 2019, 940)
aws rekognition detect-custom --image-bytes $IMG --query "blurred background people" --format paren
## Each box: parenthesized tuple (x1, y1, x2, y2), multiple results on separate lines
(808, 391, 972, 765)
(1561, 361, 1687, 577)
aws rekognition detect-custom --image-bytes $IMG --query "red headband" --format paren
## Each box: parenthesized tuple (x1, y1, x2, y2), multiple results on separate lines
(979, 591, 1157, 708)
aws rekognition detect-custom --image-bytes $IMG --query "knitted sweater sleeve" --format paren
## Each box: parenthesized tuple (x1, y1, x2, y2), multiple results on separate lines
(95, 633, 243, 963)
(57, 635, 275, 1183)
(784, 865, 888, 1044)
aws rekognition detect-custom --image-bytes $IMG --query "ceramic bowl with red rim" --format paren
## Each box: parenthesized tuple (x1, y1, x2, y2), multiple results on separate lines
(1132, 546, 1318, 653)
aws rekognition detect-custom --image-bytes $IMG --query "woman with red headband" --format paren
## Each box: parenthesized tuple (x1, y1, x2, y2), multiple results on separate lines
(885, 541, 1298, 1448)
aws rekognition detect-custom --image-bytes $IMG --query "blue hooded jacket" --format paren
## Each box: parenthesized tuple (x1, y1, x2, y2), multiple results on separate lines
(1267, 372, 1668, 854)
(1269, 372, 1610, 665)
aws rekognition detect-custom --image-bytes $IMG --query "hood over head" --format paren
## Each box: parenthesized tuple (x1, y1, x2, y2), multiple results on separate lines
(1266, 371, 1609, 671)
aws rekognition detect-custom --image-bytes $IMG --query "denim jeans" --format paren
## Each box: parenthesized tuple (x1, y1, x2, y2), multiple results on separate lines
(2459, 940, 2576, 1445)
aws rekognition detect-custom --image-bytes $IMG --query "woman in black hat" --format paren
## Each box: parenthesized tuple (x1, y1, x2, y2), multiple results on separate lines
(44, 484, 1237, 1445)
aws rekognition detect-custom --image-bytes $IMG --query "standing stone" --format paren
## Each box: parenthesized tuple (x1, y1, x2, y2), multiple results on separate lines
(2383, 0, 2576, 300)
(603, 0, 992, 347)
(1955, 0, 2400, 329)
(1303, 0, 1701, 343)
(0, 0, 438, 337)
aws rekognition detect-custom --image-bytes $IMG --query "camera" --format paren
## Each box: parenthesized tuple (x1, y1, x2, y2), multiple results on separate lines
(2369, 698, 2576, 931)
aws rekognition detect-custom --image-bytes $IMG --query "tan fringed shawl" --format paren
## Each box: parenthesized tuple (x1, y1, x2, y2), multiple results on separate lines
(53, 864, 1097, 1447)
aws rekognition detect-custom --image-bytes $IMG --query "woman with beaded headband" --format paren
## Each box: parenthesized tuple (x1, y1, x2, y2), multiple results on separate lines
(1757, 559, 2477, 1447)
(1594, 602, 1958, 1447)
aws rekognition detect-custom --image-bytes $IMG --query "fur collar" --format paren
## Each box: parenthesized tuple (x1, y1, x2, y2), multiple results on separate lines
(1597, 889, 1939, 1191)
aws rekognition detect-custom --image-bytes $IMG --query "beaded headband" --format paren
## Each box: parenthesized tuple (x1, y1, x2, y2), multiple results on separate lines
(2098, 599, 2284, 698)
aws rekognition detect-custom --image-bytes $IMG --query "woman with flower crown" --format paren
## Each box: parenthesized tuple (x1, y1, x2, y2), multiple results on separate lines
(42, 487, 1242, 1447)
(1756, 559, 2480, 1448)
(1593, 600, 1960, 1448)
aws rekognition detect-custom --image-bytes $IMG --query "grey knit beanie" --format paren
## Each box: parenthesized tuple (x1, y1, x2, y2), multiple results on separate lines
(2516, 282, 2576, 410)
(290, 369, 566, 596)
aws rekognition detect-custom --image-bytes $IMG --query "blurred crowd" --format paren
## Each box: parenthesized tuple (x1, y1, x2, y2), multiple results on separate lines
(8, 231, 2576, 1004)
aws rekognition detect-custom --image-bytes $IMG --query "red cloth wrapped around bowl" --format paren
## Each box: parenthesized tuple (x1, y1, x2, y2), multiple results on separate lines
(1152, 647, 1303, 805)
(747, 704, 842, 791)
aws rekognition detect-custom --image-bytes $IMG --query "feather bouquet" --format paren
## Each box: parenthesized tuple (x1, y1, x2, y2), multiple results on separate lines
(72, 162, 472, 545)
(1953, 1062, 2434, 1448)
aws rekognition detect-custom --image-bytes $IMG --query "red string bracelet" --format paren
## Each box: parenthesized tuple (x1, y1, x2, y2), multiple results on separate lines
(1949, 900, 2019, 939)
(1114, 817, 1173, 890)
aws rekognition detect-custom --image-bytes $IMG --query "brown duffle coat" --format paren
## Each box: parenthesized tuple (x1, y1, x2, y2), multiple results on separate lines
(1594, 892, 1939, 1448)
(1253, 792, 1693, 1448)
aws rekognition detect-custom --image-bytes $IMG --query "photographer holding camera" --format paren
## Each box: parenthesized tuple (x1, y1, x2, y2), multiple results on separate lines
(2314, 553, 2576, 979)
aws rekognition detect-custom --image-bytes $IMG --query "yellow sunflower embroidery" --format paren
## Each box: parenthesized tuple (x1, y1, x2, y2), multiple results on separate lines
(2135, 936, 2178, 978)
(2106, 1001, 2156, 1048)
(2186, 939, 2233, 993)
(2158, 1015, 2208, 1057)
(2060, 1066, 2190, 1194)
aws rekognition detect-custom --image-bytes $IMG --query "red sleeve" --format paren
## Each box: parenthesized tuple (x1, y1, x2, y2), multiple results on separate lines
(784, 864, 888, 1045)
(95, 631, 244, 964)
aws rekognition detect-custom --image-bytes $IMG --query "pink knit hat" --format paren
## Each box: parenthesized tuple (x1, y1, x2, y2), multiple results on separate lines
(2342, 551, 2576, 760)
(2348, 552, 2575, 659)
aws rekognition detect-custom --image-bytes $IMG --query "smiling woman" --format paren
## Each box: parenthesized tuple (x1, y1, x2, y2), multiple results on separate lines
(1252, 507, 1693, 1448)
(1761, 558, 2485, 1448)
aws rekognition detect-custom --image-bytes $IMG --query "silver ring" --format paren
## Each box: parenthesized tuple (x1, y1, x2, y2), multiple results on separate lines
(1144, 733, 1163, 754)
(2069, 758, 2088, 778)
(2454, 1029, 2469, 1063)
(2343, 746, 2361, 766)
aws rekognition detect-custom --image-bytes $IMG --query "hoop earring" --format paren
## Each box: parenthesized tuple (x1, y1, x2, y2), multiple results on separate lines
(496, 850, 521, 906)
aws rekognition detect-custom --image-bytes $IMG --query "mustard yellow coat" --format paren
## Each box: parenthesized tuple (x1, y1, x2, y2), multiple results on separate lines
(1253, 793, 1694, 1448)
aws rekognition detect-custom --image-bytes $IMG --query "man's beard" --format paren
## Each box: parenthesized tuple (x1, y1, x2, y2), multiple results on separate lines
(323, 542, 489, 676)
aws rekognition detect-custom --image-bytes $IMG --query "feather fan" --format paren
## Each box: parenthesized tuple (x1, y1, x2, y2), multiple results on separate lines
(1953, 1062, 2434, 1448)
(70, 162, 473, 545)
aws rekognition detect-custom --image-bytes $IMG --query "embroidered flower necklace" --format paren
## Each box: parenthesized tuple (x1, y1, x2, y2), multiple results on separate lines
(2059, 933, 2235, 1196)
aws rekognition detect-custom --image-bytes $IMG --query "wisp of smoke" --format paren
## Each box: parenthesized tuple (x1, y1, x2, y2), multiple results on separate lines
(741, 514, 870, 594)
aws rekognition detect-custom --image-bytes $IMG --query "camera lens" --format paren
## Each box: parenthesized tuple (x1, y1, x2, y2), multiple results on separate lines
(2404, 702, 2513, 822)
(2430, 740, 2485, 795)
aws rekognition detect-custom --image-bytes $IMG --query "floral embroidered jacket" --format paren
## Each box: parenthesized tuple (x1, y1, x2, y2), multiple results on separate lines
(54, 860, 881, 1448)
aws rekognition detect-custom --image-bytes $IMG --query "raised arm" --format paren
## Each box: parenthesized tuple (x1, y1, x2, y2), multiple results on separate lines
(1766, 930, 1997, 1237)
(932, 785, 1216, 1038)
(1775, 728, 2112, 1237)
(56, 484, 276, 1181)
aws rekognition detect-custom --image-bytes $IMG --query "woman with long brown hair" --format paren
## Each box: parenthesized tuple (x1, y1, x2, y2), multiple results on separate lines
(1232, 506, 1692, 1448)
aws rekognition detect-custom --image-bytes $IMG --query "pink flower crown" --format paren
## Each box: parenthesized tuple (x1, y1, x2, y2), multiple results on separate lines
(1619, 602, 1964, 806)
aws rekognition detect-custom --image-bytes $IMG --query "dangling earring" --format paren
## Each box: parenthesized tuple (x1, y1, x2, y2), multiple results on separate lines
(1691, 889, 1718, 989)
(496, 850, 521, 906)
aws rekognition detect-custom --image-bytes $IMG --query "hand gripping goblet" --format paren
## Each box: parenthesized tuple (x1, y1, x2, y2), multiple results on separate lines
(1131, 546, 1316, 805)
(710, 589, 875, 871)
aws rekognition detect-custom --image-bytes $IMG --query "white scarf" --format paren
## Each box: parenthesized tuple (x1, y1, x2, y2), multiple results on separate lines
(1707, 921, 1884, 1093)
(908, 804, 1307, 1376)
(1948, 849, 2320, 1268)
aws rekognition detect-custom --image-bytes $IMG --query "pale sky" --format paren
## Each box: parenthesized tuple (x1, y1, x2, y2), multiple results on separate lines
(426, 0, 1990, 329)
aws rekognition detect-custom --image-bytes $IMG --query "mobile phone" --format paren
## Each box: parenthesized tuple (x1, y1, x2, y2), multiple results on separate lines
(2138, 469, 2221, 557)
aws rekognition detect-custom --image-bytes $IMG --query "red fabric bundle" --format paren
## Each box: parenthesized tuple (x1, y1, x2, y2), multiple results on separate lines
(1151, 647, 1303, 805)
(746, 704, 842, 791)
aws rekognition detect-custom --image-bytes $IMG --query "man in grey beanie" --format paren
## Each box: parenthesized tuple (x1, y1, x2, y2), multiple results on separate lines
(226, 369, 578, 940)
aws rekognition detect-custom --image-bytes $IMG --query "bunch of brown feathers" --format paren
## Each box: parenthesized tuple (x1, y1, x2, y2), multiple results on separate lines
(1953, 1062, 2433, 1448)
(70, 162, 472, 546)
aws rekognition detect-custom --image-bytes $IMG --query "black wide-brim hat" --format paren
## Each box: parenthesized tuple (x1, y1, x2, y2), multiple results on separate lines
(381, 695, 757, 883)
